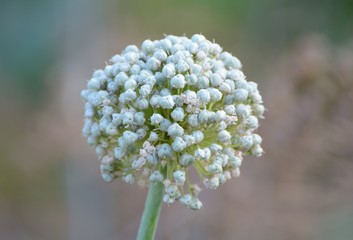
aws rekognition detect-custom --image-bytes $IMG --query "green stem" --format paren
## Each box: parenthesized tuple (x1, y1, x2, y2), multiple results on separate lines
(136, 181, 164, 240)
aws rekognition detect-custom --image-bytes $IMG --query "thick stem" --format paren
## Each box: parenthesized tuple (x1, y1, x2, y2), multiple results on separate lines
(136, 181, 164, 240)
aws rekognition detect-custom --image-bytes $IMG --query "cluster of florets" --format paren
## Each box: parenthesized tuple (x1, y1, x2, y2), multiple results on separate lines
(80, 34, 264, 210)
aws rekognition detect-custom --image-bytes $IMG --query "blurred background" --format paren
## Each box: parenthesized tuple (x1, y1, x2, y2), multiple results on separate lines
(1, 0, 353, 239)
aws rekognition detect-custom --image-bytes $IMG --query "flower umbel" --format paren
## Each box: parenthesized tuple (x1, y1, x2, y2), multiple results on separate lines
(81, 34, 264, 210)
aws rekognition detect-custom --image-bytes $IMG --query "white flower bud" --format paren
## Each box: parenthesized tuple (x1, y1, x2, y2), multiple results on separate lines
(156, 38, 171, 50)
(252, 104, 265, 117)
(123, 174, 135, 184)
(160, 95, 175, 109)
(252, 134, 263, 145)
(196, 76, 209, 89)
(246, 81, 258, 93)
(192, 130, 204, 143)
(146, 153, 158, 165)
(173, 95, 184, 107)
(208, 88, 223, 102)
(134, 97, 149, 110)
(150, 113, 163, 125)
(124, 45, 138, 53)
(191, 34, 206, 43)
(185, 74, 198, 85)
(176, 61, 189, 73)
(87, 78, 101, 90)
(110, 54, 124, 63)
(207, 163, 222, 174)
(122, 89, 137, 102)
(100, 163, 113, 172)
(99, 116, 110, 131)
(183, 134, 195, 146)
(227, 69, 243, 80)
(197, 89, 211, 103)
(144, 75, 156, 87)
(134, 112, 146, 125)
(187, 41, 199, 54)
(160, 118, 172, 132)
(90, 123, 101, 137)
(122, 111, 134, 125)
(171, 74, 186, 89)
(167, 123, 184, 137)
(130, 64, 141, 75)
(172, 137, 187, 152)
(180, 194, 192, 206)
(219, 82, 231, 93)
(136, 128, 147, 139)
(220, 52, 242, 69)
(160, 88, 171, 96)
(123, 131, 138, 144)
(146, 57, 160, 71)
(149, 94, 161, 108)
(180, 153, 194, 166)
(245, 115, 259, 129)
(148, 131, 159, 141)
(194, 148, 205, 159)
(251, 144, 263, 157)
(251, 92, 263, 103)
(114, 72, 129, 85)
(102, 173, 114, 182)
(95, 146, 105, 157)
(208, 177, 220, 189)
(196, 51, 207, 60)
(231, 168, 241, 177)
(124, 52, 138, 63)
(173, 170, 186, 185)
(210, 73, 223, 87)
(82, 119, 92, 137)
(224, 105, 236, 115)
(210, 143, 223, 153)
(132, 157, 146, 170)
(233, 88, 248, 101)
(240, 135, 253, 150)
(153, 50, 168, 62)
(189, 197, 203, 210)
(157, 143, 173, 158)
(163, 194, 175, 204)
(171, 107, 185, 121)
(236, 104, 251, 118)
(84, 103, 95, 117)
(162, 63, 176, 78)
(114, 147, 126, 160)
(215, 110, 226, 122)
(203, 148, 211, 161)
(106, 123, 118, 135)
(166, 184, 180, 198)
(107, 82, 118, 93)
(141, 39, 154, 53)
(229, 156, 242, 168)
(190, 64, 202, 76)
(187, 114, 199, 127)
(218, 130, 231, 143)
(124, 79, 137, 90)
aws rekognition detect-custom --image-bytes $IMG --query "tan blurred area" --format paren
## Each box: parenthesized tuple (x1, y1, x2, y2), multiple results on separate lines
(0, 0, 352, 239)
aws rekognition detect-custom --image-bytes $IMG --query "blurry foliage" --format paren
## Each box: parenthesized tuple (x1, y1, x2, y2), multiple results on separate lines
(0, 0, 65, 104)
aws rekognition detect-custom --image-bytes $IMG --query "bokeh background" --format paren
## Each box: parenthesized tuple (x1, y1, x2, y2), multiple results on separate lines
(1, 0, 353, 239)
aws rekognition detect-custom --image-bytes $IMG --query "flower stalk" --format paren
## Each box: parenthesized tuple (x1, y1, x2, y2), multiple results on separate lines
(137, 181, 164, 240)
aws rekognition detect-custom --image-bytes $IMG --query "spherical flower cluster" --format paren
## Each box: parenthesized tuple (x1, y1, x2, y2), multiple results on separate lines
(80, 34, 265, 210)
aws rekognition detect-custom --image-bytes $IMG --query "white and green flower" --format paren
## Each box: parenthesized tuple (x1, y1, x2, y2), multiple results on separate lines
(80, 34, 265, 210)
